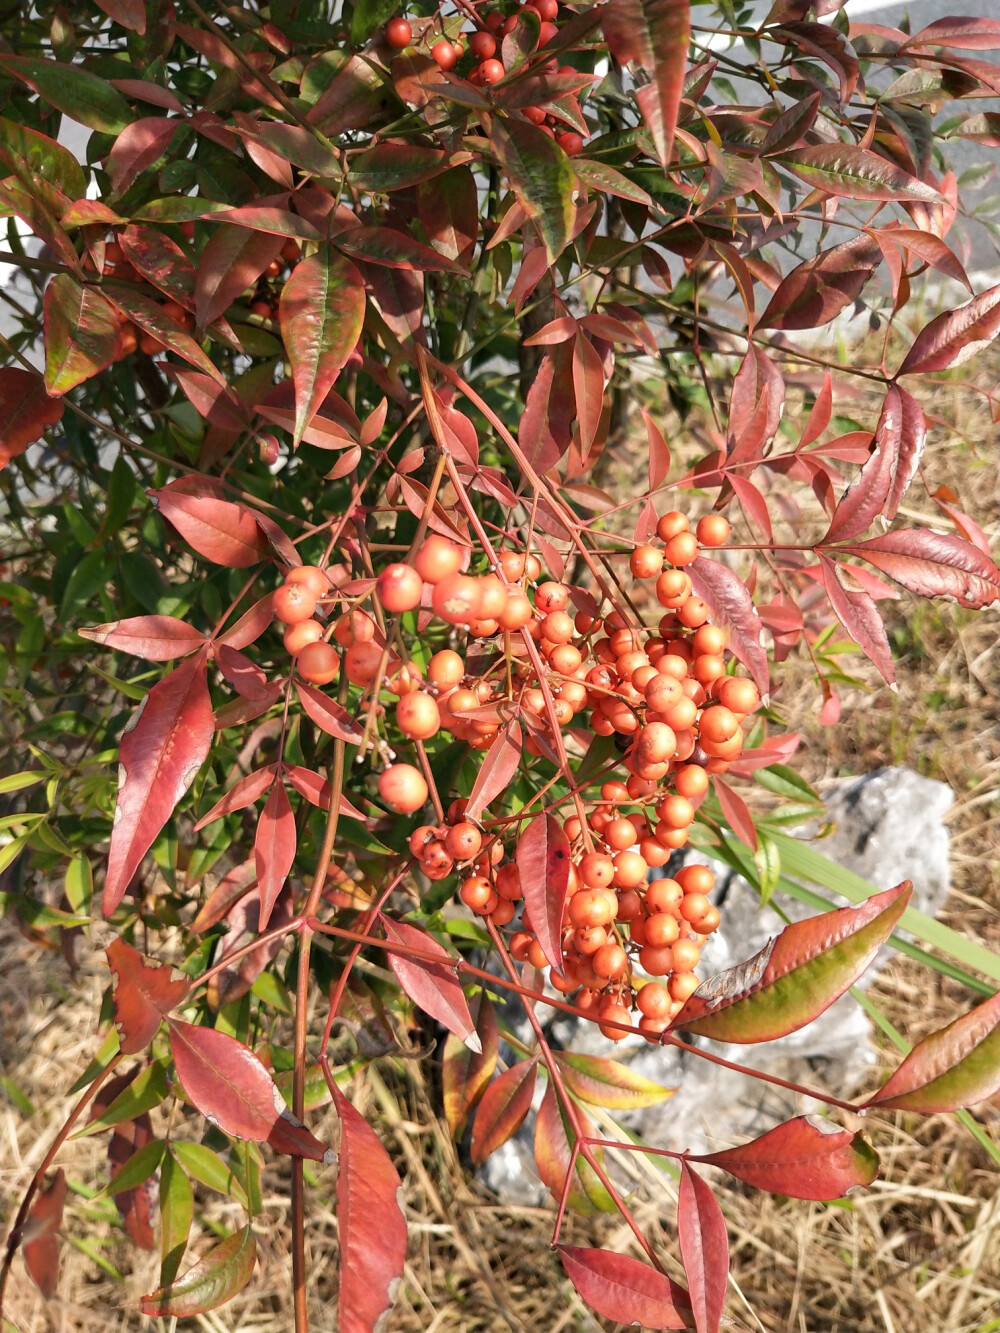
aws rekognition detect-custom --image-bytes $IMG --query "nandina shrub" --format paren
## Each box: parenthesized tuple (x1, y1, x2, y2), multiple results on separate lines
(2, 1, 1000, 1328)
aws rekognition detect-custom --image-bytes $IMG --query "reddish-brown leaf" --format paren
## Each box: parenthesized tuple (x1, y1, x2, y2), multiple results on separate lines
(865, 989, 1000, 1112)
(150, 482, 269, 567)
(779, 144, 940, 202)
(903, 16, 1000, 50)
(278, 246, 366, 445)
(644, 408, 671, 491)
(119, 224, 195, 309)
(416, 166, 478, 266)
(533, 1082, 615, 1213)
(195, 225, 285, 329)
(0, 367, 64, 467)
(23, 1169, 66, 1300)
(470, 1059, 538, 1166)
(193, 766, 275, 831)
(442, 993, 499, 1136)
(839, 529, 1000, 609)
(603, 0, 690, 170)
(79, 615, 206, 662)
(140, 1225, 257, 1317)
(105, 284, 226, 384)
(333, 1083, 408, 1333)
(759, 236, 880, 331)
(515, 813, 571, 973)
(254, 780, 296, 931)
(43, 275, 120, 395)
(465, 720, 523, 822)
(282, 764, 367, 821)
(216, 644, 273, 702)
(572, 330, 605, 461)
(107, 938, 188, 1054)
(518, 342, 575, 474)
(557, 1245, 693, 1330)
(897, 282, 1000, 375)
(382, 917, 478, 1049)
(818, 556, 895, 685)
(687, 557, 769, 696)
(294, 680, 364, 742)
(107, 117, 180, 193)
(95, 0, 146, 32)
(168, 1020, 330, 1159)
(690, 1115, 879, 1200)
(218, 593, 274, 649)
(823, 388, 901, 544)
(670, 882, 912, 1043)
(104, 651, 215, 915)
(678, 1161, 729, 1333)
(884, 385, 926, 520)
(711, 776, 757, 851)
(797, 372, 833, 450)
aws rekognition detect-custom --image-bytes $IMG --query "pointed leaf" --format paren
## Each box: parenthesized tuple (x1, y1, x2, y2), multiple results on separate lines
(533, 1082, 616, 1214)
(254, 780, 296, 931)
(282, 764, 367, 821)
(759, 236, 880, 331)
(556, 1051, 674, 1109)
(217, 644, 273, 702)
(416, 166, 478, 264)
(77, 1061, 169, 1136)
(194, 766, 275, 830)
(295, 680, 364, 742)
(823, 389, 899, 544)
(678, 1161, 728, 1333)
(0, 368, 64, 467)
(572, 330, 605, 460)
(158, 1146, 193, 1285)
(442, 993, 499, 1136)
(195, 224, 285, 328)
(79, 615, 206, 661)
(690, 1114, 879, 1200)
(120, 224, 195, 308)
(150, 483, 269, 567)
(779, 145, 941, 202)
(168, 1019, 332, 1160)
(23, 1169, 66, 1300)
(107, 117, 181, 194)
(557, 1245, 693, 1330)
(712, 775, 758, 851)
(897, 282, 1000, 375)
(465, 720, 523, 822)
(904, 17, 1000, 50)
(839, 529, 1000, 609)
(104, 285, 227, 384)
(645, 409, 671, 491)
(818, 557, 895, 685)
(670, 882, 912, 1043)
(382, 916, 478, 1048)
(0, 115, 86, 204)
(337, 225, 465, 274)
(602, 0, 691, 170)
(0, 55, 131, 132)
(333, 1083, 408, 1333)
(43, 275, 120, 395)
(515, 813, 571, 974)
(518, 341, 575, 473)
(470, 1059, 538, 1166)
(866, 989, 1000, 1112)
(107, 938, 188, 1054)
(491, 118, 575, 265)
(104, 652, 215, 915)
(140, 1225, 256, 1317)
(687, 557, 769, 695)
(279, 246, 366, 445)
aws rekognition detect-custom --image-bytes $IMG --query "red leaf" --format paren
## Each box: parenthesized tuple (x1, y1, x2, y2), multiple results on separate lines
(79, 615, 206, 661)
(337, 225, 464, 275)
(904, 16, 1000, 50)
(416, 166, 478, 265)
(515, 813, 571, 974)
(254, 780, 296, 931)
(818, 556, 895, 685)
(711, 776, 757, 851)
(333, 1083, 408, 1333)
(0, 367, 64, 467)
(772, 21, 859, 100)
(95, 0, 146, 32)
(797, 372, 833, 450)
(168, 1020, 331, 1159)
(107, 938, 188, 1054)
(670, 882, 912, 1043)
(23, 1169, 66, 1300)
(644, 408, 672, 490)
(294, 680, 364, 742)
(877, 226, 972, 293)
(687, 557, 769, 696)
(195, 225, 285, 329)
(119, 224, 196, 309)
(759, 236, 880, 331)
(442, 993, 499, 1136)
(104, 284, 227, 384)
(823, 388, 900, 543)
(572, 330, 605, 461)
(603, 0, 690, 170)
(678, 1162, 729, 1333)
(865, 989, 1000, 1112)
(690, 1115, 879, 1200)
(557, 1245, 693, 1330)
(518, 342, 575, 474)
(729, 475, 772, 544)
(107, 117, 180, 193)
(282, 764, 367, 821)
(219, 593, 274, 649)
(104, 652, 215, 915)
(166, 367, 249, 432)
(465, 720, 523, 822)
(150, 482, 269, 567)
(897, 282, 1000, 375)
(884, 385, 926, 520)
(533, 1082, 615, 1213)
(216, 644, 273, 702)
(194, 766, 276, 831)
(278, 246, 366, 445)
(839, 529, 1000, 609)
(470, 1059, 538, 1166)
(140, 1225, 257, 1317)
(43, 275, 120, 395)
(728, 345, 784, 456)
(382, 917, 478, 1048)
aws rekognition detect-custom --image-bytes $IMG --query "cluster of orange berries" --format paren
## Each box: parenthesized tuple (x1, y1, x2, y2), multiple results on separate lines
(270, 508, 757, 1036)
(384, 2, 586, 154)
(248, 239, 303, 322)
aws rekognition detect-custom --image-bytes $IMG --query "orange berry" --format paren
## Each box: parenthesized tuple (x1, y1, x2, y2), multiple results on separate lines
(691, 905, 721, 935)
(674, 764, 710, 800)
(285, 565, 331, 598)
(696, 514, 731, 547)
(671, 938, 701, 972)
(676, 595, 710, 628)
(460, 875, 494, 913)
(664, 532, 700, 567)
(646, 878, 683, 914)
(273, 581, 317, 625)
(718, 676, 760, 714)
(612, 850, 647, 888)
(669, 971, 700, 1003)
(396, 691, 441, 739)
(283, 619, 325, 655)
(377, 562, 423, 613)
(296, 640, 341, 685)
(496, 864, 522, 900)
(333, 610, 376, 647)
(414, 534, 464, 584)
(593, 942, 628, 980)
(427, 649, 465, 689)
(699, 705, 739, 745)
(535, 581, 569, 612)
(598, 1001, 633, 1041)
(636, 981, 672, 1020)
(656, 511, 689, 542)
(575, 924, 608, 955)
(579, 852, 615, 888)
(378, 763, 428, 813)
(432, 572, 482, 625)
(629, 545, 663, 579)
(639, 944, 674, 976)
(498, 590, 533, 630)
(680, 892, 712, 924)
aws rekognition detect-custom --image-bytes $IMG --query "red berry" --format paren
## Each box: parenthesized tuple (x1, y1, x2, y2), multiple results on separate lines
(523, 105, 547, 125)
(529, 0, 559, 19)
(468, 30, 496, 60)
(376, 562, 423, 613)
(297, 641, 341, 685)
(273, 581, 317, 625)
(385, 17, 412, 48)
(538, 20, 559, 45)
(378, 763, 428, 813)
(479, 58, 505, 84)
(431, 39, 458, 70)
(556, 131, 584, 156)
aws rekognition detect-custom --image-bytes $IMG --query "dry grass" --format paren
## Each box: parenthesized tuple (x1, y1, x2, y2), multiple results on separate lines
(3, 367, 1000, 1332)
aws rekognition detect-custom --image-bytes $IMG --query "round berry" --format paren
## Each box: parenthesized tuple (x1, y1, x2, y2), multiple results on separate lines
(377, 562, 423, 613)
(468, 30, 496, 59)
(431, 39, 458, 70)
(414, 534, 464, 584)
(378, 762, 428, 813)
(296, 640, 341, 685)
(396, 691, 441, 739)
(385, 17, 412, 48)
(273, 580, 317, 625)
(432, 572, 483, 625)
(479, 58, 505, 83)
(556, 131, 584, 156)
(283, 619, 325, 655)
(285, 564, 330, 599)
(696, 513, 731, 547)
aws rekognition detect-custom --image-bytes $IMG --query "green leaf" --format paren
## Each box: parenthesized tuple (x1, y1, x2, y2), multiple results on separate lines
(778, 145, 942, 202)
(43, 276, 120, 395)
(0, 772, 45, 795)
(0, 115, 86, 206)
(170, 1141, 249, 1207)
(557, 1052, 675, 1109)
(68, 1028, 121, 1094)
(0, 56, 132, 133)
(350, 0, 398, 45)
(159, 1147, 194, 1286)
(101, 1138, 165, 1197)
(491, 118, 575, 265)
(141, 1225, 256, 1317)
(753, 832, 781, 907)
(754, 764, 821, 804)
(74, 1061, 169, 1137)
